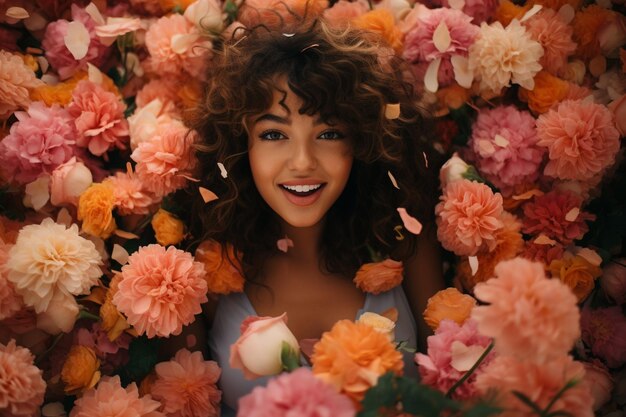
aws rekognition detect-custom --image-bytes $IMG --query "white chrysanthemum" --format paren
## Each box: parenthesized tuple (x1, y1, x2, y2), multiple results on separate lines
(6, 218, 102, 313)
(468, 20, 544, 94)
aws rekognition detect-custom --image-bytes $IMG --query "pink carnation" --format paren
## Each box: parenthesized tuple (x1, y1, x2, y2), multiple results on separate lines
(435, 179, 504, 256)
(475, 355, 593, 417)
(152, 349, 221, 417)
(415, 319, 494, 400)
(0, 50, 43, 119)
(434, 0, 497, 24)
(323, 0, 368, 28)
(472, 258, 580, 362)
(403, 7, 479, 88)
(0, 340, 46, 417)
(0, 101, 76, 185)
(144, 14, 212, 79)
(135, 78, 181, 115)
(41, 4, 111, 80)
(522, 190, 595, 245)
(521, 241, 565, 267)
(68, 80, 129, 157)
(238, 367, 356, 417)
(468, 105, 544, 194)
(131, 121, 197, 198)
(581, 306, 626, 369)
(70, 376, 164, 417)
(0, 239, 22, 320)
(112, 244, 208, 338)
(537, 99, 620, 181)
(104, 169, 160, 215)
(523, 9, 576, 76)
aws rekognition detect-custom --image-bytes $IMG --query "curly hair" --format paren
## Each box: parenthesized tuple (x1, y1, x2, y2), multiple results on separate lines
(187, 21, 439, 282)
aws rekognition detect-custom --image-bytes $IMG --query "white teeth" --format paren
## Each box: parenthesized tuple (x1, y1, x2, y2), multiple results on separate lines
(283, 184, 322, 193)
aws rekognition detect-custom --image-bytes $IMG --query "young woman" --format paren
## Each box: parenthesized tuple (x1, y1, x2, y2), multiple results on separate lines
(184, 21, 445, 413)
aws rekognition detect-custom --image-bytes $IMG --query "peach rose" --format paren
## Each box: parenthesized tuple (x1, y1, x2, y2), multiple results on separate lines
(50, 157, 93, 206)
(357, 312, 396, 341)
(195, 239, 245, 295)
(439, 153, 471, 188)
(151, 209, 184, 247)
(230, 313, 299, 380)
(353, 259, 403, 294)
(61, 345, 101, 395)
(77, 183, 117, 239)
(549, 253, 602, 301)
(608, 94, 626, 136)
(423, 287, 477, 331)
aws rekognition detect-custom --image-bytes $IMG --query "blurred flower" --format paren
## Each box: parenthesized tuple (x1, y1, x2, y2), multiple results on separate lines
(353, 9, 404, 54)
(76, 322, 131, 372)
(436, 179, 504, 256)
(0, 238, 22, 321)
(594, 69, 625, 105)
(596, 11, 626, 56)
(582, 360, 614, 411)
(230, 313, 299, 379)
(113, 244, 207, 338)
(519, 71, 570, 115)
(238, 368, 356, 417)
(37, 290, 81, 334)
(151, 209, 184, 246)
(423, 288, 476, 331)
(0, 50, 43, 119)
(68, 80, 130, 157)
(323, 0, 368, 28)
(528, 0, 582, 10)
(548, 252, 602, 301)
(311, 320, 403, 403)
(572, 5, 616, 59)
(128, 0, 164, 16)
(437, 0, 497, 24)
(475, 355, 593, 417)
(608, 93, 626, 136)
(468, 20, 543, 94)
(439, 153, 471, 188)
(494, 0, 529, 27)
(152, 349, 221, 417)
(184, 0, 224, 33)
(522, 190, 595, 246)
(238, 0, 328, 30)
(128, 99, 176, 150)
(195, 239, 245, 295)
(50, 157, 93, 207)
(581, 306, 626, 368)
(0, 102, 76, 185)
(69, 375, 164, 417)
(6, 218, 102, 314)
(77, 183, 117, 239)
(0, 340, 46, 417)
(472, 258, 580, 361)
(416, 319, 494, 400)
(353, 258, 403, 294)
(600, 259, 626, 304)
(521, 241, 565, 266)
(100, 275, 132, 342)
(61, 345, 101, 395)
(358, 312, 396, 341)
(523, 9, 576, 76)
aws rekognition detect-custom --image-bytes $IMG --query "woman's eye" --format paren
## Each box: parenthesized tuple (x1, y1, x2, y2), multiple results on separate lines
(260, 130, 285, 141)
(318, 130, 345, 140)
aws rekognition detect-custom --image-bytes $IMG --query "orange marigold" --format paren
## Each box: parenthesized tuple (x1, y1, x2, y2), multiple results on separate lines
(354, 259, 403, 294)
(61, 345, 101, 395)
(77, 183, 117, 239)
(30, 72, 120, 106)
(423, 287, 476, 331)
(100, 275, 133, 342)
(519, 71, 570, 115)
(572, 5, 613, 60)
(311, 320, 403, 404)
(195, 240, 245, 295)
(353, 9, 404, 54)
(495, 0, 530, 27)
(548, 253, 602, 301)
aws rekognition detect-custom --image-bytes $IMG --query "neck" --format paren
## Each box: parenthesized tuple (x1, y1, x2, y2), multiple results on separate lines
(280, 219, 325, 263)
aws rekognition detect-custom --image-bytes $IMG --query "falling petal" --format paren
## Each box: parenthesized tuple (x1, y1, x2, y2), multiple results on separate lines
(388, 171, 400, 189)
(199, 187, 219, 203)
(478, 139, 496, 156)
(112, 244, 130, 265)
(447, 0, 465, 9)
(6, 7, 29, 19)
(114, 229, 139, 239)
(385, 103, 401, 119)
(451, 55, 473, 89)
(534, 234, 557, 246)
(87, 63, 103, 84)
(565, 207, 580, 222)
(494, 134, 509, 147)
(520, 5, 542, 23)
(171, 33, 200, 54)
(56, 207, 73, 228)
(451, 341, 487, 372)
(469, 256, 479, 276)
(433, 21, 451, 53)
(394, 225, 405, 240)
(64, 21, 90, 60)
(424, 57, 441, 93)
(85, 2, 105, 25)
(397, 208, 423, 235)
(422, 151, 429, 168)
(277, 236, 294, 253)
(576, 248, 602, 266)
(218, 162, 228, 178)
(512, 189, 544, 200)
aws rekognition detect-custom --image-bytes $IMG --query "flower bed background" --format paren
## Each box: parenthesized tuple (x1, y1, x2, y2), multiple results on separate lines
(0, 0, 625, 416)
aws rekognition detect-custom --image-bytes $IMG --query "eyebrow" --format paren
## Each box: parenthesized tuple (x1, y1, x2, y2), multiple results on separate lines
(254, 113, 326, 125)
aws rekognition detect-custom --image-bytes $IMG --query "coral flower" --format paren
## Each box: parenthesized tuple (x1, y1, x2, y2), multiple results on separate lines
(521, 241, 565, 267)
(353, 259, 403, 294)
(423, 288, 476, 331)
(151, 209, 185, 247)
(435, 179, 504, 256)
(536, 99, 620, 182)
(580, 306, 626, 368)
(77, 183, 118, 239)
(238, 0, 328, 31)
(0, 239, 22, 321)
(69, 376, 164, 417)
(113, 244, 208, 338)
(549, 253, 602, 301)
(0, 50, 43, 119)
(353, 9, 404, 54)
(472, 258, 580, 362)
(61, 345, 101, 395)
(152, 349, 221, 417)
(323, 0, 369, 28)
(104, 169, 158, 216)
(0, 340, 46, 417)
(312, 320, 404, 404)
(523, 9, 576, 76)
(194, 240, 245, 295)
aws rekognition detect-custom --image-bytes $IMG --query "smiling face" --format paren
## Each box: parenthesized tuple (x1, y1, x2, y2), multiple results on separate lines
(247, 84, 354, 229)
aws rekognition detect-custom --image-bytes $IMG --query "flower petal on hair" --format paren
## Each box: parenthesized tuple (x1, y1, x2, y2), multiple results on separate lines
(469, 255, 479, 276)
(385, 103, 401, 119)
(534, 234, 557, 246)
(112, 244, 130, 265)
(217, 162, 228, 178)
(387, 171, 400, 189)
(425, 57, 441, 93)
(397, 208, 423, 235)
(493, 134, 509, 148)
(64, 21, 91, 60)
(199, 187, 219, 203)
(277, 236, 294, 253)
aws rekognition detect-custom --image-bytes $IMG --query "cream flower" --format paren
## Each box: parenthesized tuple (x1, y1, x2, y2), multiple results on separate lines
(6, 218, 103, 313)
(0, 50, 44, 119)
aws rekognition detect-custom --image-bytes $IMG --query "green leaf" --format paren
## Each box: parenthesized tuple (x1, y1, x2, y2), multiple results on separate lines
(359, 372, 398, 414)
(512, 391, 543, 415)
(460, 402, 502, 417)
(398, 376, 458, 416)
(224, 0, 238, 24)
(280, 341, 300, 372)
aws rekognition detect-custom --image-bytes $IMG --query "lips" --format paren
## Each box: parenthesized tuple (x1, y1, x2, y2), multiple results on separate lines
(279, 183, 326, 206)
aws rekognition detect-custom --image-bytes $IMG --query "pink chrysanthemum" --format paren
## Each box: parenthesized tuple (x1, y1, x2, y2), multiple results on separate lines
(0, 340, 46, 417)
(0, 101, 76, 185)
(475, 355, 593, 417)
(472, 258, 580, 362)
(135, 78, 180, 114)
(0, 50, 43, 119)
(537, 99, 620, 181)
(581, 306, 626, 369)
(238, 367, 356, 417)
(415, 319, 494, 400)
(131, 121, 197, 198)
(152, 349, 221, 417)
(521, 190, 595, 245)
(323, 0, 368, 28)
(104, 169, 159, 215)
(144, 14, 212, 79)
(0, 239, 22, 320)
(435, 179, 504, 256)
(70, 376, 164, 417)
(468, 105, 544, 194)
(523, 9, 576, 76)
(41, 4, 111, 80)
(112, 244, 208, 338)
(68, 80, 129, 157)
(432, 0, 497, 24)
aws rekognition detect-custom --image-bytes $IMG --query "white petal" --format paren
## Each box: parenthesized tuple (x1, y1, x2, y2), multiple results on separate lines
(64, 21, 91, 60)
(112, 244, 130, 265)
(433, 21, 451, 53)
(557, 4, 575, 24)
(451, 55, 473, 88)
(171, 33, 200, 54)
(519, 5, 542, 23)
(494, 134, 509, 147)
(6, 7, 29, 19)
(87, 63, 103, 84)
(85, 2, 105, 25)
(469, 256, 479, 276)
(218, 162, 228, 178)
(451, 341, 487, 372)
(447, 0, 465, 10)
(564, 207, 580, 222)
(424, 57, 441, 93)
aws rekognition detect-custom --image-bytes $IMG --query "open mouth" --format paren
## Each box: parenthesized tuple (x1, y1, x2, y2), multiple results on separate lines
(279, 183, 325, 197)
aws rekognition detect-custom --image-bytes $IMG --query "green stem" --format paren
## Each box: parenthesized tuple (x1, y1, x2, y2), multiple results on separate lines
(542, 379, 578, 416)
(445, 340, 494, 398)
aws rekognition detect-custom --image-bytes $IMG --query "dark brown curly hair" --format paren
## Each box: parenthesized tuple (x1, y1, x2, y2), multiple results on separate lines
(187, 21, 439, 282)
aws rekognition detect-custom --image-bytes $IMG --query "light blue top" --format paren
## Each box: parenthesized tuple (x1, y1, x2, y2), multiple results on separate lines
(208, 286, 418, 416)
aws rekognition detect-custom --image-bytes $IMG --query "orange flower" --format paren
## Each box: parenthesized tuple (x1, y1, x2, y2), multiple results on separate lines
(195, 240, 245, 294)
(519, 71, 570, 115)
(353, 259, 403, 294)
(436, 84, 471, 113)
(572, 5, 613, 60)
(151, 209, 185, 246)
(548, 253, 602, 301)
(100, 275, 133, 342)
(238, 0, 328, 30)
(77, 183, 117, 239)
(61, 345, 101, 395)
(311, 320, 403, 404)
(353, 9, 404, 54)
(528, 0, 582, 11)
(494, 0, 530, 27)
(30, 72, 120, 106)
(159, 0, 196, 12)
(423, 288, 476, 331)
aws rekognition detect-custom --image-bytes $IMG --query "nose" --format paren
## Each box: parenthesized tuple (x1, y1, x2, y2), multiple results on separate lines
(287, 140, 317, 172)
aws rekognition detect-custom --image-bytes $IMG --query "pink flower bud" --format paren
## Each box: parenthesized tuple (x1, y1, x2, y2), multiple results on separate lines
(50, 157, 93, 206)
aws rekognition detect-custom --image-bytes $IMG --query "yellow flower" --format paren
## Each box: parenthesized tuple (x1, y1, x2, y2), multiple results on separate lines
(195, 240, 245, 294)
(151, 209, 185, 246)
(61, 345, 101, 395)
(423, 288, 476, 331)
(78, 183, 117, 239)
(549, 254, 602, 301)
(357, 312, 396, 341)
(100, 275, 132, 342)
